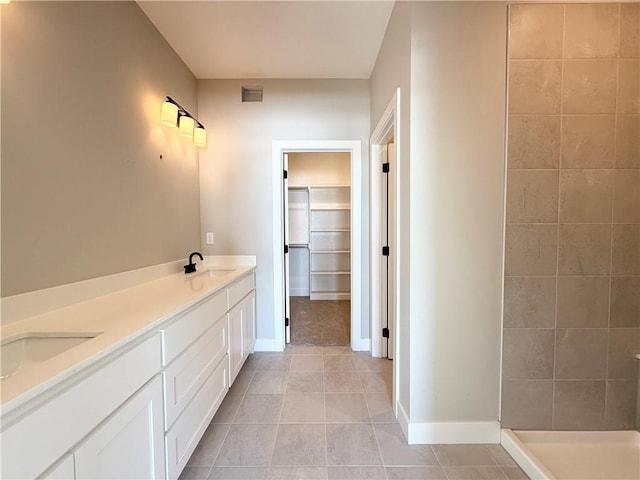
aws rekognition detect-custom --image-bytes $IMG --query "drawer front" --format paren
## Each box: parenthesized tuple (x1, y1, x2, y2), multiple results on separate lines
(165, 356, 229, 480)
(161, 290, 227, 366)
(2, 335, 161, 480)
(163, 315, 227, 430)
(39, 453, 74, 480)
(228, 272, 255, 309)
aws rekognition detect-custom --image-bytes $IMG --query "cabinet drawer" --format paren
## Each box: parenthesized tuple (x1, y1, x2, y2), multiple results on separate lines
(228, 273, 254, 309)
(165, 356, 229, 480)
(163, 315, 227, 430)
(161, 290, 227, 366)
(2, 335, 161, 480)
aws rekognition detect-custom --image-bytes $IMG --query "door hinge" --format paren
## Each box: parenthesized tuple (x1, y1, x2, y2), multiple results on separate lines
(283, 169, 288, 179)
(382, 246, 390, 256)
(382, 162, 390, 173)
(285, 317, 290, 327)
(382, 327, 390, 338)
(284, 244, 289, 254)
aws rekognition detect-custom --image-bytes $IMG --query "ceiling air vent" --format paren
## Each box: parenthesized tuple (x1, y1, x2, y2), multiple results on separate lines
(241, 85, 263, 102)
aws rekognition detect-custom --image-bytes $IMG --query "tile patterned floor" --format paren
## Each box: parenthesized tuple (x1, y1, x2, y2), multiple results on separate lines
(180, 348, 528, 480)
(290, 298, 351, 346)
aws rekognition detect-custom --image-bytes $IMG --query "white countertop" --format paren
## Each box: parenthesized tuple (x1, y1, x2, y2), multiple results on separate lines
(0, 262, 255, 416)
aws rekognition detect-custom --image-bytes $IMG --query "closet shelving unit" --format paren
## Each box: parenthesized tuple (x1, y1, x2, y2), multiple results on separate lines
(308, 185, 351, 300)
(288, 187, 310, 297)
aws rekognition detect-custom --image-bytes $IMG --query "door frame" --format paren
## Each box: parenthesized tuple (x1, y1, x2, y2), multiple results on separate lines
(272, 140, 363, 352)
(370, 89, 401, 412)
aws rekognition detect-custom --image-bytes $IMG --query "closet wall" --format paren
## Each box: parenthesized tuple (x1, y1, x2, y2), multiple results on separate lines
(288, 153, 351, 300)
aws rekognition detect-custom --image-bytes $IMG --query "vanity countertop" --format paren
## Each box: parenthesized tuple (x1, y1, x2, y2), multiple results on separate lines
(0, 263, 255, 415)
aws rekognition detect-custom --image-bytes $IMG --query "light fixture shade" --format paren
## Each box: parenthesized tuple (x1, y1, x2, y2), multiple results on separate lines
(160, 101, 178, 127)
(179, 115, 195, 138)
(194, 126, 207, 148)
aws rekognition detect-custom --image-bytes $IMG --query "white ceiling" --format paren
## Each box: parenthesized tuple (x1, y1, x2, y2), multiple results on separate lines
(137, 1, 395, 79)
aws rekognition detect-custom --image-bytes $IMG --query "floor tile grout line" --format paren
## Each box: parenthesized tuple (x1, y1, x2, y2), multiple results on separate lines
(209, 371, 250, 470)
(183, 351, 523, 479)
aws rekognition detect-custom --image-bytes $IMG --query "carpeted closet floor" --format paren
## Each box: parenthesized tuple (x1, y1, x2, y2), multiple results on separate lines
(290, 297, 350, 345)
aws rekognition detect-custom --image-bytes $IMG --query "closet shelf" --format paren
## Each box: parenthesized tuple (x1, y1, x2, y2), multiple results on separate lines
(311, 250, 350, 254)
(310, 292, 350, 300)
(290, 243, 310, 248)
(311, 271, 351, 275)
(310, 204, 351, 211)
(310, 228, 350, 233)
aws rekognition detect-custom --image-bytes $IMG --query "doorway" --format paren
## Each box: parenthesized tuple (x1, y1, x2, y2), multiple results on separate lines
(370, 89, 401, 415)
(286, 152, 352, 345)
(272, 140, 363, 353)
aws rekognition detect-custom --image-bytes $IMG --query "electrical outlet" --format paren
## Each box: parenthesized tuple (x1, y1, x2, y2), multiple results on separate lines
(206, 232, 214, 245)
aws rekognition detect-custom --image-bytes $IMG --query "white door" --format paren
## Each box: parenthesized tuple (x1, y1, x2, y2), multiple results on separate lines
(74, 376, 165, 480)
(385, 142, 396, 359)
(283, 152, 291, 344)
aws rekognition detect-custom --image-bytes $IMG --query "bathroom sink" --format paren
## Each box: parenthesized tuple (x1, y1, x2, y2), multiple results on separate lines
(1, 332, 101, 379)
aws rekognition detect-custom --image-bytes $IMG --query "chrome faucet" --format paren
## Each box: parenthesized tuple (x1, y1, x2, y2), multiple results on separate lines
(184, 252, 203, 274)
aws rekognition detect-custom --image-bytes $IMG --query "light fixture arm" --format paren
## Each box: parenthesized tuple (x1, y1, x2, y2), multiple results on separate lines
(165, 96, 205, 129)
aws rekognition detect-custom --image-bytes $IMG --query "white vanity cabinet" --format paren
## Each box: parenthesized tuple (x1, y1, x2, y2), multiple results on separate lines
(1, 267, 256, 480)
(161, 271, 256, 479)
(2, 335, 163, 480)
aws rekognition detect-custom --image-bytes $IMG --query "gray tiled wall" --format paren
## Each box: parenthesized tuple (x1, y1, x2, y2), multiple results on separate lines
(502, 3, 640, 431)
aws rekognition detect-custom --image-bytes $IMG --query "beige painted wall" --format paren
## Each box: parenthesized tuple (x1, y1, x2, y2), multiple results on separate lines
(1, 1, 200, 297)
(197, 79, 370, 342)
(372, 1, 507, 428)
(408, 1, 507, 424)
(288, 152, 351, 187)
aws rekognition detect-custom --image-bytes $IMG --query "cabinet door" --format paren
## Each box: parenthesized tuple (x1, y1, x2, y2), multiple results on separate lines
(39, 454, 75, 480)
(242, 291, 256, 356)
(74, 376, 165, 480)
(228, 302, 244, 385)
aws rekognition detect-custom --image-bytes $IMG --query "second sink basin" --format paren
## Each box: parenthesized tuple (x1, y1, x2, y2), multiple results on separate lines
(1, 332, 101, 380)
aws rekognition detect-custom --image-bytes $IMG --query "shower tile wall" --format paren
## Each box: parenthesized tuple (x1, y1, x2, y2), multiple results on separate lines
(502, 3, 640, 431)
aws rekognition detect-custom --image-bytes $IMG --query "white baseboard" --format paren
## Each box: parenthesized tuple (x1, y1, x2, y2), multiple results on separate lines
(351, 337, 370, 352)
(254, 339, 280, 352)
(396, 405, 501, 445)
(397, 401, 410, 440)
(406, 420, 501, 444)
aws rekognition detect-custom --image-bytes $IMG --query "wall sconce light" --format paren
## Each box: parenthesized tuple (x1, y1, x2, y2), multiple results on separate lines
(179, 115, 194, 138)
(160, 96, 207, 148)
(161, 100, 178, 127)
(194, 125, 207, 148)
